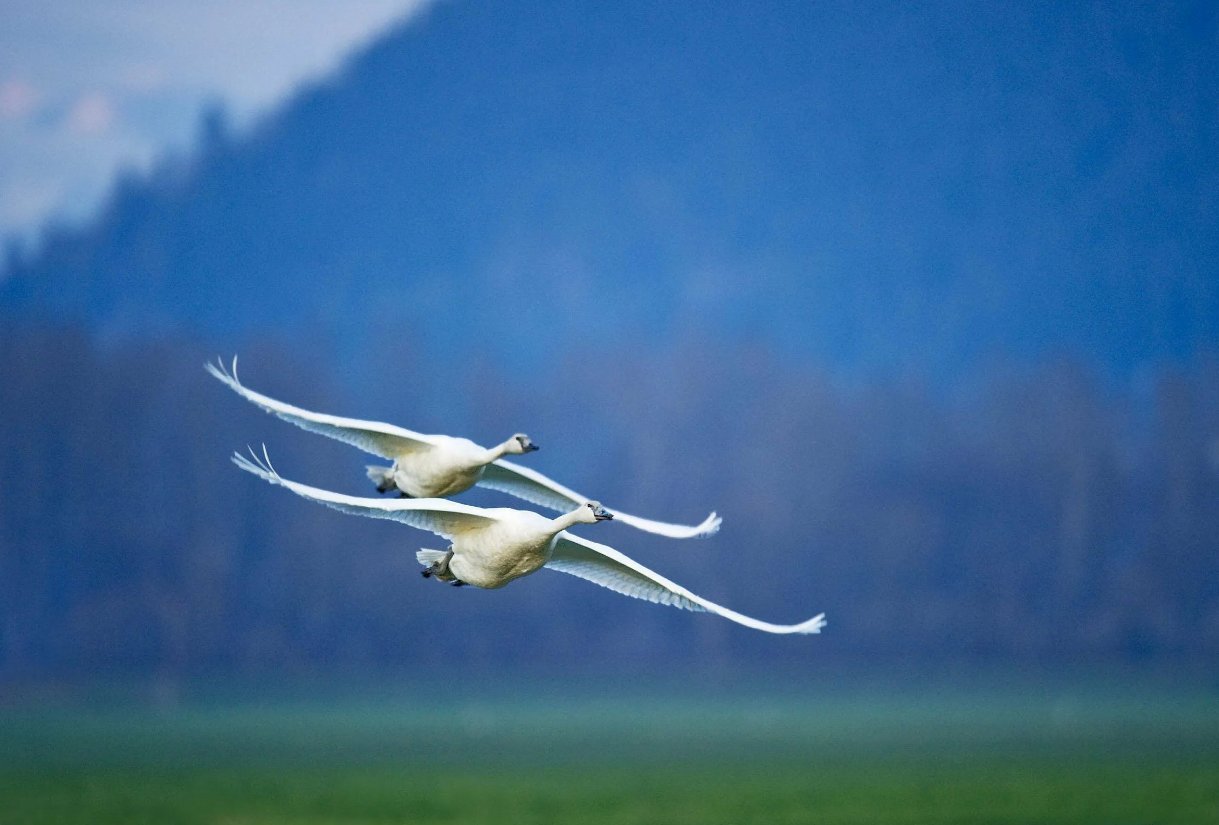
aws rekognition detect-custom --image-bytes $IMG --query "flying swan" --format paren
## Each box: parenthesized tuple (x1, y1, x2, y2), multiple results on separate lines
(207, 357, 720, 539)
(233, 448, 825, 635)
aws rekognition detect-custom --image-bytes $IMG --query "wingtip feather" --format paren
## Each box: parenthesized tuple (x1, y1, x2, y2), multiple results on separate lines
(795, 613, 827, 634)
(205, 354, 242, 388)
(696, 511, 723, 538)
(231, 443, 283, 486)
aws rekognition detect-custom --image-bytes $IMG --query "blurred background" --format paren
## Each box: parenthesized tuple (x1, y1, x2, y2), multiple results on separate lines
(1, 2, 1217, 821)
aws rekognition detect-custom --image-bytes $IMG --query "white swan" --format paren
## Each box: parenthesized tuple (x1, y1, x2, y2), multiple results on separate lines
(207, 357, 720, 538)
(233, 448, 825, 635)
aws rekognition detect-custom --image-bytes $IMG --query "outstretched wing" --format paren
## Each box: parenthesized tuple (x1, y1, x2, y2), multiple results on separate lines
(545, 533, 826, 634)
(207, 356, 437, 458)
(233, 447, 496, 539)
(479, 460, 722, 539)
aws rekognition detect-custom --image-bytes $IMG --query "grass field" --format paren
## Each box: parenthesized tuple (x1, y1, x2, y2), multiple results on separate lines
(2, 676, 1217, 824)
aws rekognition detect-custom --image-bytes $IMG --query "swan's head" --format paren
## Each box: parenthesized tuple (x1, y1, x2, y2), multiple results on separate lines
(506, 433, 540, 454)
(577, 501, 614, 523)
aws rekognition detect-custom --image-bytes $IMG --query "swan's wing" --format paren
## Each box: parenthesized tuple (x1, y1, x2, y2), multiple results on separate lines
(480, 460, 722, 539)
(232, 447, 495, 540)
(545, 534, 826, 634)
(207, 356, 438, 458)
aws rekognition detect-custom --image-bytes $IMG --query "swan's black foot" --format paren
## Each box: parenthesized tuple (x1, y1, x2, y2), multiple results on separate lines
(375, 484, 392, 494)
(423, 549, 455, 581)
(451, 580, 466, 587)
(398, 491, 414, 499)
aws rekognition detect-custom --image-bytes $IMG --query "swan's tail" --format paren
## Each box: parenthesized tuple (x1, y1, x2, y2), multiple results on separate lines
(416, 549, 448, 568)
(366, 464, 397, 494)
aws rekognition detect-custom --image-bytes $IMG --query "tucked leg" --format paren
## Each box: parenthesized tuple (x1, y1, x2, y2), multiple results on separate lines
(367, 465, 398, 494)
(422, 548, 456, 582)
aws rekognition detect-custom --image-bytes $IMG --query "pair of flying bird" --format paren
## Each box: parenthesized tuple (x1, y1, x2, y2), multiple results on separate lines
(210, 358, 825, 635)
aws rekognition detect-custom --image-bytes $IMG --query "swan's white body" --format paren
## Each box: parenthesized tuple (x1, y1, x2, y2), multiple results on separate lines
(233, 449, 826, 634)
(433, 507, 567, 588)
(385, 435, 497, 499)
(208, 357, 720, 538)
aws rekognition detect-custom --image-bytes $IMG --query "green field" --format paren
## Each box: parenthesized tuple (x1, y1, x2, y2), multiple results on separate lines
(2, 678, 1217, 824)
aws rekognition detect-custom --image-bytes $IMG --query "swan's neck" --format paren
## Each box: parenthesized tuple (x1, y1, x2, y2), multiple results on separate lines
(549, 509, 586, 533)
(482, 439, 515, 463)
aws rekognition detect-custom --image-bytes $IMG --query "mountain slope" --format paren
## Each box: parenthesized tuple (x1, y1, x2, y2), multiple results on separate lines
(2, 0, 1216, 379)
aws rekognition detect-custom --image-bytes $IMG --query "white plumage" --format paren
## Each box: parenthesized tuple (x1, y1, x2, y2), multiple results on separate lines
(233, 448, 825, 635)
(208, 357, 720, 539)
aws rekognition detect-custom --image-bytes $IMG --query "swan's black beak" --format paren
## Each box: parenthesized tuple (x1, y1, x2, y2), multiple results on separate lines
(594, 509, 613, 521)
(526, 443, 540, 452)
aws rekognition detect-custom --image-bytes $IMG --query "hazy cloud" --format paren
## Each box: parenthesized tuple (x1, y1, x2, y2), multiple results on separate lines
(0, 0, 435, 242)
(0, 78, 40, 119)
(65, 92, 116, 135)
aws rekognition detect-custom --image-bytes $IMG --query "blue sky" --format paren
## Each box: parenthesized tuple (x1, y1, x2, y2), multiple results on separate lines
(0, 0, 432, 243)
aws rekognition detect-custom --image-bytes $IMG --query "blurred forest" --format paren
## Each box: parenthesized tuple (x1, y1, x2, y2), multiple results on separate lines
(1, 1, 1217, 684)
(2, 322, 1217, 681)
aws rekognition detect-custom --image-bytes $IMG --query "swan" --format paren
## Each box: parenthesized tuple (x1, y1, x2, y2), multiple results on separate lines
(206, 357, 720, 538)
(232, 448, 825, 635)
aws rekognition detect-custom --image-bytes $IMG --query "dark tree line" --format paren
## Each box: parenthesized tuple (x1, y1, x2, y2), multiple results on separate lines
(1, 323, 1217, 684)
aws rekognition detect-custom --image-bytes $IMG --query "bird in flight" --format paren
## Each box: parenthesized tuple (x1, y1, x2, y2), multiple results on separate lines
(208, 357, 720, 539)
(233, 447, 824, 635)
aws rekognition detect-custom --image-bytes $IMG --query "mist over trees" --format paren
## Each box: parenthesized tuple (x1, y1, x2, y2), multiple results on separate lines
(2, 323, 1216, 682)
